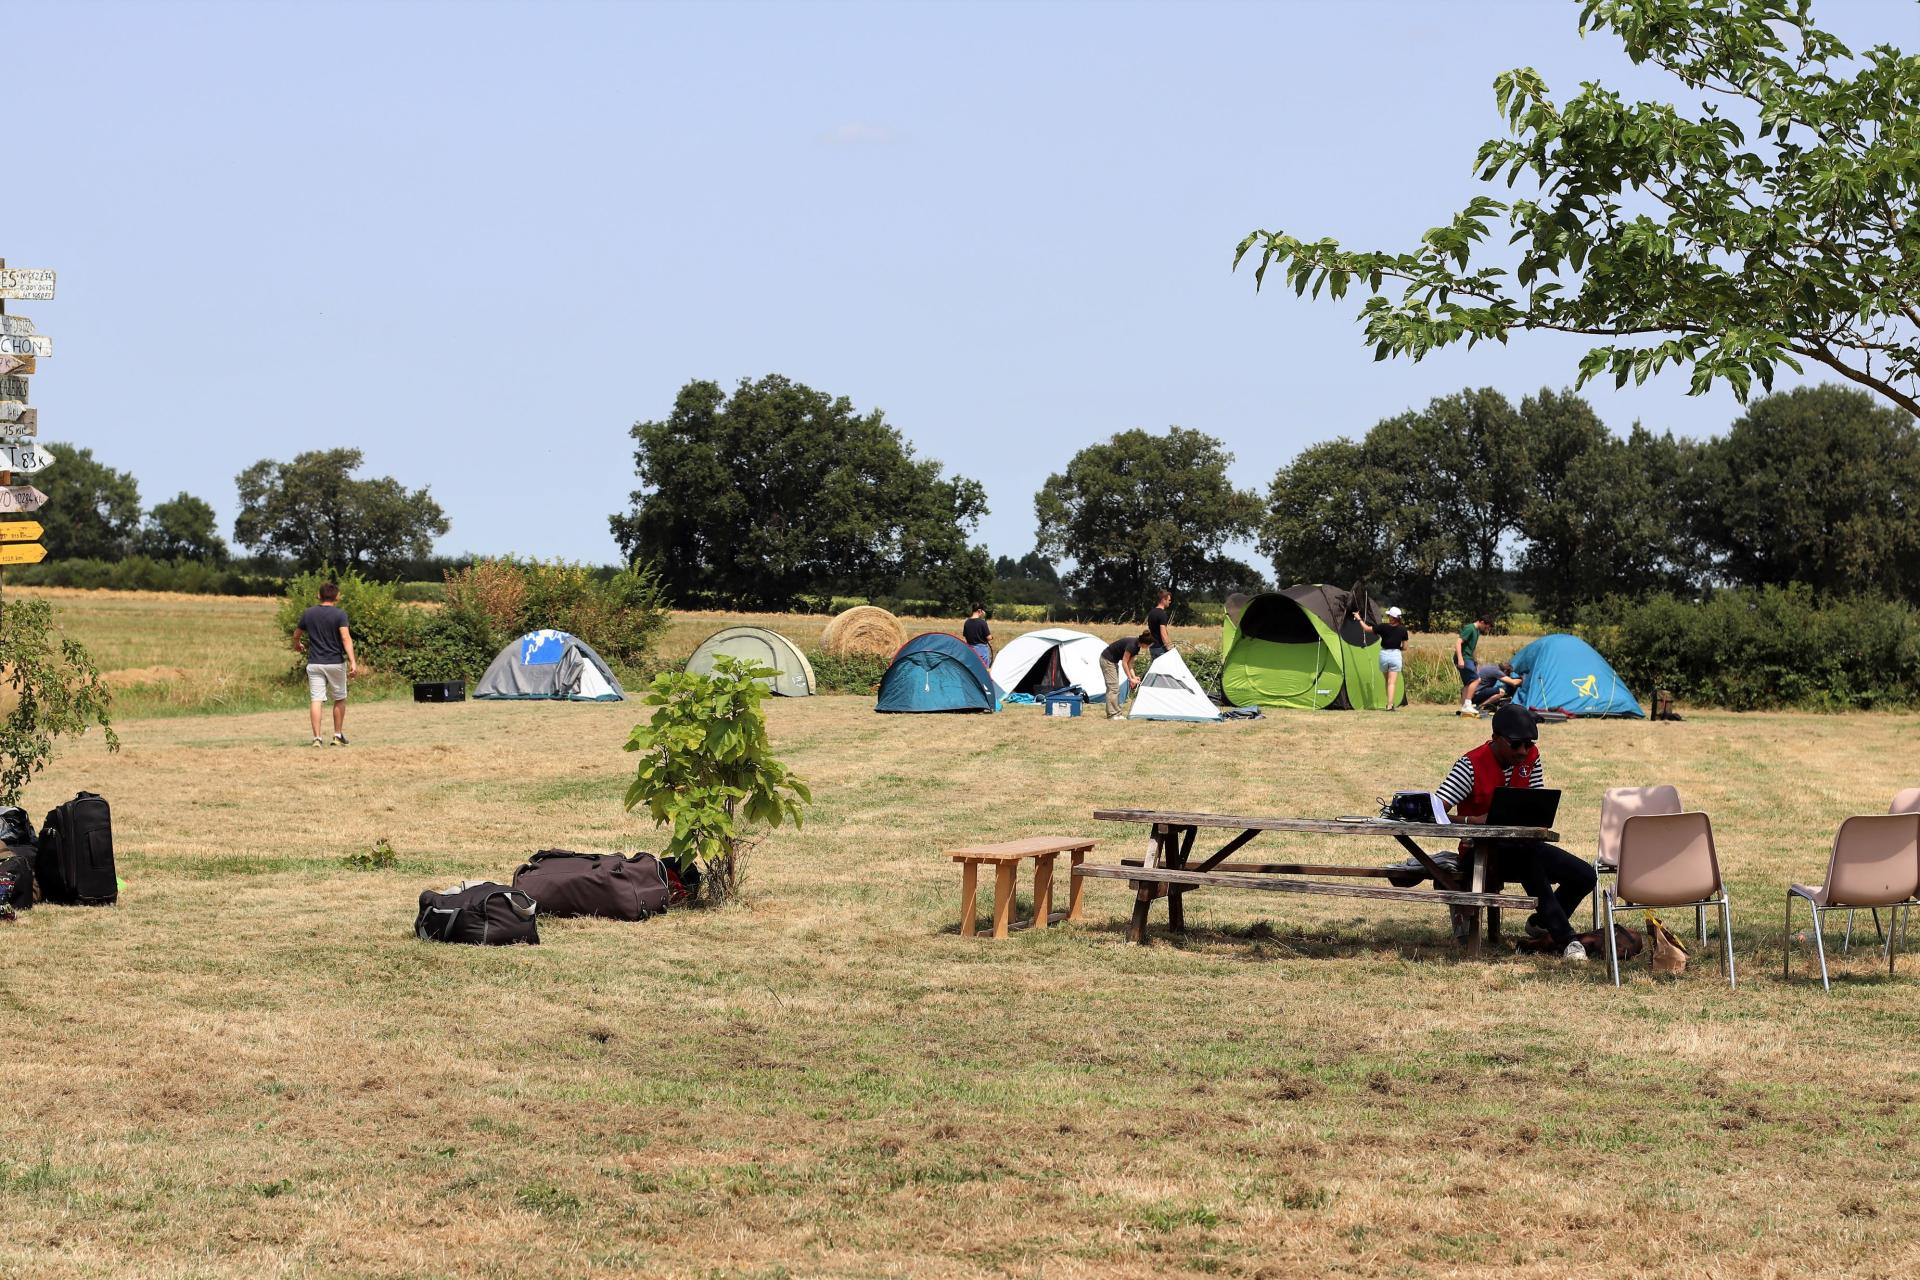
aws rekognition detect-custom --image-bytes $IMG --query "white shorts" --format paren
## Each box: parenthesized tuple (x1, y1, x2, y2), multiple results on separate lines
(1379, 649, 1403, 673)
(307, 663, 348, 702)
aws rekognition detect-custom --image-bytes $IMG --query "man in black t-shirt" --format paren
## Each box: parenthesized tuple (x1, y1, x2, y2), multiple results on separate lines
(961, 605, 992, 669)
(1146, 588, 1173, 659)
(295, 582, 359, 747)
(1098, 632, 1151, 719)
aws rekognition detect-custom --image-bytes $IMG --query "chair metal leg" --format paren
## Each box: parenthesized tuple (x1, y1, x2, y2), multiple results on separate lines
(1843, 909, 1854, 954)
(1605, 891, 1621, 987)
(1696, 903, 1706, 944)
(1813, 904, 1832, 992)
(1720, 896, 1736, 989)
(1784, 891, 1795, 982)
(1873, 908, 1885, 942)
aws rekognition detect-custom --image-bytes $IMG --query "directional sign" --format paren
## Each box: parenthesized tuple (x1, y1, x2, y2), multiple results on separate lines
(0, 404, 31, 424)
(0, 376, 25, 401)
(0, 357, 33, 379)
(0, 542, 46, 565)
(0, 269, 54, 301)
(0, 334, 49, 359)
(0, 315, 33, 337)
(0, 443, 53, 474)
(0, 522, 42, 543)
(0, 486, 48, 514)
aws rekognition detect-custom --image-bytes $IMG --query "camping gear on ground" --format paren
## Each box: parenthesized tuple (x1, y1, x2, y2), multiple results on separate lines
(36, 792, 115, 906)
(990, 629, 1106, 698)
(1651, 688, 1682, 720)
(473, 630, 624, 702)
(875, 633, 1004, 713)
(1126, 649, 1222, 722)
(1647, 912, 1690, 975)
(510, 850, 672, 920)
(821, 605, 905, 660)
(1219, 583, 1400, 710)
(413, 680, 466, 702)
(414, 881, 540, 945)
(1044, 691, 1082, 718)
(1506, 633, 1645, 718)
(1485, 787, 1562, 829)
(0, 849, 33, 910)
(1219, 707, 1263, 720)
(684, 626, 816, 696)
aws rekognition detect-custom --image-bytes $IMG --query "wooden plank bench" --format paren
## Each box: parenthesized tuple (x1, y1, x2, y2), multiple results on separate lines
(947, 837, 1096, 939)
(1088, 808, 1561, 954)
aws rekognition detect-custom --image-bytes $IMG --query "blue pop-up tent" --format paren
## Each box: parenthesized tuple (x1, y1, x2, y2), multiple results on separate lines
(1509, 634, 1644, 718)
(876, 633, 1004, 713)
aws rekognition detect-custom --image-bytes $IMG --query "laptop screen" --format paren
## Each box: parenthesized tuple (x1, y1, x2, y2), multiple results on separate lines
(1486, 787, 1561, 828)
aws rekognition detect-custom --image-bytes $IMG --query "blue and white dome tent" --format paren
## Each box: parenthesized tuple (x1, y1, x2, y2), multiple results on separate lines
(473, 629, 625, 702)
(1508, 633, 1644, 718)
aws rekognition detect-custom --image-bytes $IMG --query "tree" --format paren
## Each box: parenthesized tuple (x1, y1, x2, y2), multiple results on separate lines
(610, 375, 992, 611)
(1034, 427, 1261, 619)
(138, 492, 228, 563)
(994, 551, 1059, 585)
(1511, 390, 1704, 624)
(1236, 1, 1920, 416)
(0, 599, 118, 806)
(233, 448, 448, 575)
(36, 443, 141, 560)
(1260, 437, 1400, 590)
(1691, 384, 1920, 601)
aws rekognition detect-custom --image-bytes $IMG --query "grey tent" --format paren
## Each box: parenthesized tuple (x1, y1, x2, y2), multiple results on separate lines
(685, 625, 816, 696)
(473, 629, 624, 701)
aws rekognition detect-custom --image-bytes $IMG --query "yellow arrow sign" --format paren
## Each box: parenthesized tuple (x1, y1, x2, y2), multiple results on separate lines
(0, 522, 42, 542)
(0, 542, 46, 565)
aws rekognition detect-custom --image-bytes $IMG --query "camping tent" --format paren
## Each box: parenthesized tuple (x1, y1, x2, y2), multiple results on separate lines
(1127, 649, 1222, 722)
(1508, 634, 1645, 718)
(876, 632, 1003, 713)
(990, 628, 1105, 698)
(474, 629, 625, 702)
(1220, 584, 1400, 710)
(685, 625, 816, 696)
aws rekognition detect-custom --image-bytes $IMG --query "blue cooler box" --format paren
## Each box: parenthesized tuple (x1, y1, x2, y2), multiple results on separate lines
(1043, 691, 1082, 717)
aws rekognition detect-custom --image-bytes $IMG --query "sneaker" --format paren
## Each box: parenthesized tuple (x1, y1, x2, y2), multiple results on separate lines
(1562, 940, 1588, 961)
(332, 733, 350, 746)
(309, 737, 324, 748)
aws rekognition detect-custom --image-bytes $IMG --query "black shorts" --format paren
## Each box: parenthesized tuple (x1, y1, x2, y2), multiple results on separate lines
(1458, 661, 1478, 686)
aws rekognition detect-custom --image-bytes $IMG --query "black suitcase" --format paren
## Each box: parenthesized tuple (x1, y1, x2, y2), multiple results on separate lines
(413, 680, 466, 703)
(415, 882, 540, 945)
(37, 792, 115, 906)
(511, 850, 671, 920)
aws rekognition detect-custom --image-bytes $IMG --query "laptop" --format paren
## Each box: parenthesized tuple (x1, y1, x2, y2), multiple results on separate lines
(1485, 787, 1561, 829)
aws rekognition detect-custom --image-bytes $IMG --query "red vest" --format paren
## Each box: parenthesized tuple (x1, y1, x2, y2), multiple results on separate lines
(1452, 739, 1539, 822)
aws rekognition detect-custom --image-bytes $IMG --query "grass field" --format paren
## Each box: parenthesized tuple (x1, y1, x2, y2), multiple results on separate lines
(3, 592, 1920, 1277)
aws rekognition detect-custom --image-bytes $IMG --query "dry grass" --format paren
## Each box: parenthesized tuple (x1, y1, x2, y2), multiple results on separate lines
(5, 679, 1920, 1278)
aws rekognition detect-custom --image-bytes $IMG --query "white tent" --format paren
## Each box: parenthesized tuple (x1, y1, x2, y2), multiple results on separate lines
(686, 625, 816, 696)
(1127, 649, 1221, 722)
(990, 628, 1107, 698)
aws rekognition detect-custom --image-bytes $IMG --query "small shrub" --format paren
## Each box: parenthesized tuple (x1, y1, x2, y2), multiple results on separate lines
(342, 838, 398, 871)
(624, 656, 811, 904)
(0, 600, 119, 806)
(394, 606, 496, 684)
(808, 648, 889, 694)
(277, 569, 412, 673)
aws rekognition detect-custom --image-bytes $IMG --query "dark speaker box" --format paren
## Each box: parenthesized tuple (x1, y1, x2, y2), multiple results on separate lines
(413, 680, 466, 703)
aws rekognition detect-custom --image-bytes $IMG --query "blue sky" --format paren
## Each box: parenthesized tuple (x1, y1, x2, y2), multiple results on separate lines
(9, 0, 1908, 565)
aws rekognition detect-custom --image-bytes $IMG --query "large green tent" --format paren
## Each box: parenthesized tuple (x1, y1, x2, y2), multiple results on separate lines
(1220, 583, 1401, 710)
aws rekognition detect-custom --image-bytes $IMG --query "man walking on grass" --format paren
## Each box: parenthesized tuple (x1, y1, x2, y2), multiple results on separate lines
(295, 582, 358, 747)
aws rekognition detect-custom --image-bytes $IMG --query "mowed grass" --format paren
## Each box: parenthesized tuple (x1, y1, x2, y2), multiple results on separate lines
(4, 668, 1920, 1277)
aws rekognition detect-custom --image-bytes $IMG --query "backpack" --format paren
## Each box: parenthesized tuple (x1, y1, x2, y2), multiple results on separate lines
(510, 850, 671, 921)
(0, 806, 36, 909)
(37, 792, 115, 906)
(414, 882, 540, 946)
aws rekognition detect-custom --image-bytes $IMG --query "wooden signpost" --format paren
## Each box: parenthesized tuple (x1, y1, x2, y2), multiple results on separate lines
(0, 521, 42, 542)
(0, 357, 33, 378)
(0, 404, 32, 426)
(0, 333, 49, 358)
(0, 486, 48, 514)
(0, 543, 46, 565)
(0, 268, 55, 300)
(0, 443, 53, 473)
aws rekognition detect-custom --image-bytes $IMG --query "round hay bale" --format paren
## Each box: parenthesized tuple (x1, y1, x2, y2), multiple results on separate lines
(822, 605, 905, 660)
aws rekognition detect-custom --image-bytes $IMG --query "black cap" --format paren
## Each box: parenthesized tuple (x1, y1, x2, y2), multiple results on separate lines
(1490, 704, 1537, 741)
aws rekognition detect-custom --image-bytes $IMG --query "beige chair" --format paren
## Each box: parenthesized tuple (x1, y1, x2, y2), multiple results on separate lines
(1790, 813, 1920, 991)
(1842, 789, 1920, 948)
(1601, 811, 1735, 987)
(1594, 786, 1698, 938)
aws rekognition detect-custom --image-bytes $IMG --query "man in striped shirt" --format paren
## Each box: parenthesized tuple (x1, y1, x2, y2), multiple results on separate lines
(1434, 705, 1595, 959)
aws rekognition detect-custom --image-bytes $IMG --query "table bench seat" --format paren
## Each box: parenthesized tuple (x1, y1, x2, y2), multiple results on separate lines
(1075, 862, 1538, 912)
(947, 837, 1096, 939)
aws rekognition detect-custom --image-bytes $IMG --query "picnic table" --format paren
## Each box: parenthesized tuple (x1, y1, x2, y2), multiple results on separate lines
(1077, 808, 1561, 956)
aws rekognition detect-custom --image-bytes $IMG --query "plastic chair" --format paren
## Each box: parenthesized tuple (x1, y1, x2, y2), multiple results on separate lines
(1842, 789, 1920, 949)
(1785, 813, 1920, 991)
(1601, 811, 1735, 987)
(1593, 787, 1697, 938)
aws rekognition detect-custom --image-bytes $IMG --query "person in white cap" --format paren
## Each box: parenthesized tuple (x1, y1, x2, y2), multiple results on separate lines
(1350, 606, 1410, 709)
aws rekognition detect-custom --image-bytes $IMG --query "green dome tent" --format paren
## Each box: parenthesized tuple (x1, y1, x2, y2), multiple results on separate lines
(1220, 584, 1400, 710)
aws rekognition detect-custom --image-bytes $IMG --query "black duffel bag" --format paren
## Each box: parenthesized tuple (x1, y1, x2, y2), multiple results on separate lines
(511, 850, 671, 921)
(415, 882, 540, 945)
(0, 806, 36, 910)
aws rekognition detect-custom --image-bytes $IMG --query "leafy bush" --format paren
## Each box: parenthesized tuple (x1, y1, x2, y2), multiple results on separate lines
(393, 606, 496, 684)
(808, 648, 889, 694)
(0, 599, 119, 805)
(276, 569, 412, 673)
(623, 656, 811, 904)
(991, 603, 1050, 623)
(393, 582, 445, 603)
(9, 556, 283, 596)
(1581, 587, 1920, 711)
(443, 558, 669, 673)
(1178, 644, 1225, 698)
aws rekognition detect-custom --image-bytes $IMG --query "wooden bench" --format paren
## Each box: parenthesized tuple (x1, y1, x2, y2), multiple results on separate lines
(948, 837, 1096, 939)
(1088, 809, 1561, 954)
